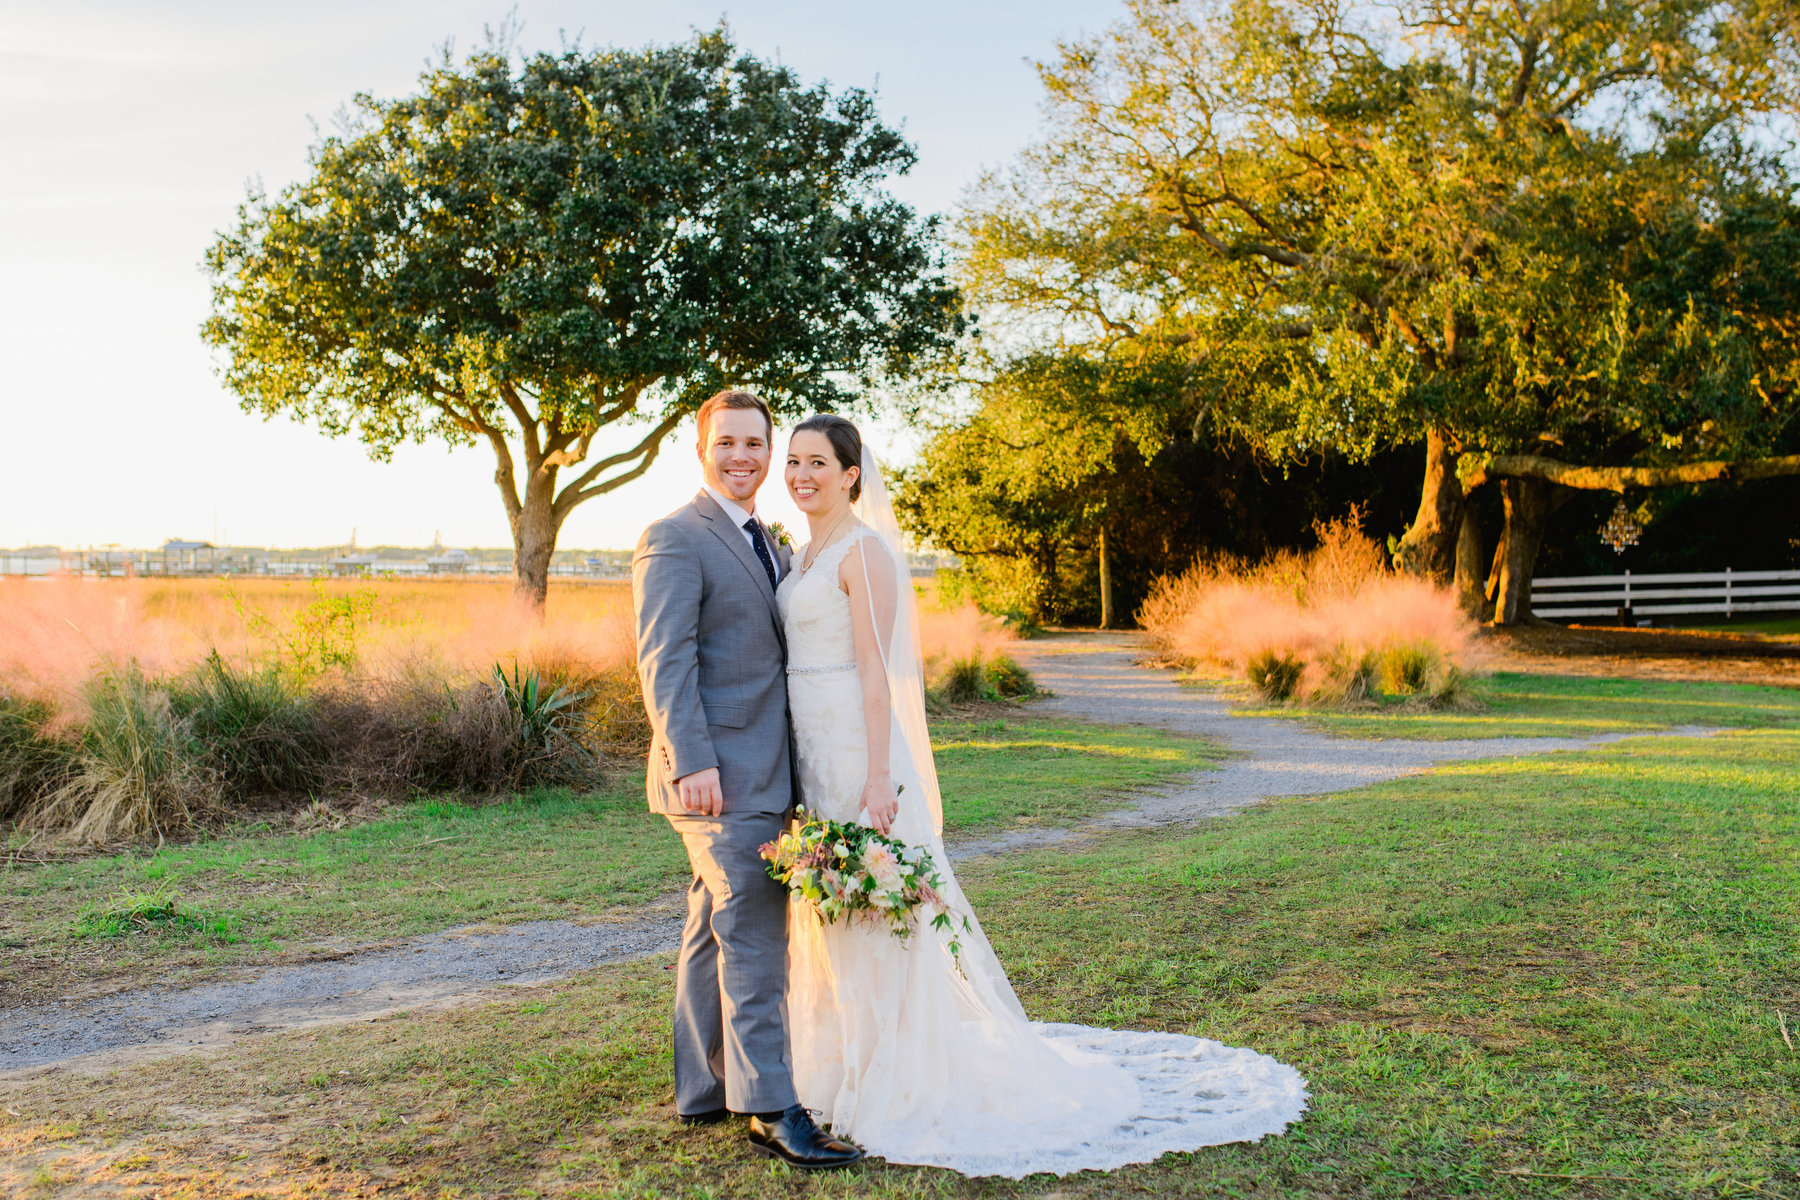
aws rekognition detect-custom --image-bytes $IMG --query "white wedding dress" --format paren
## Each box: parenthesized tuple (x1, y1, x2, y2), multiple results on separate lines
(776, 505, 1307, 1178)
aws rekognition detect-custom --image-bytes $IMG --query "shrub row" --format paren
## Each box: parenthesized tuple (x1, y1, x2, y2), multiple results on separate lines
(2, 654, 649, 845)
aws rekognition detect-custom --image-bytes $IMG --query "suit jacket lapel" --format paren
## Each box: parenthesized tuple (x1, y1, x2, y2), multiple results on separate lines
(694, 491, 784, 631)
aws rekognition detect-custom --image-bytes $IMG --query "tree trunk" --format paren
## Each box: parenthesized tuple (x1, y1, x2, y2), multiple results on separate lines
(1452, 496, 1486, 619)
(1097, 525, 1114, 630)
(1486, 477, 1575, 626)
(510, 481, 562, 613)
(1393, 428, 1462, 582)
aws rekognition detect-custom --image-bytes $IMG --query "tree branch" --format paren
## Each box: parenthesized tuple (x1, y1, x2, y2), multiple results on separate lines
(1161, 177, 1314, 269)
(551, 410, 686, 519)
(425, 385, 522, 522)
(1462, 452, 1800, 492)
(1507, 34, 1540, 111)
(543, 384, 652, 472)
(1385, 307, 1438, 370)
(1550, 62, 1652, 117)
(497, 380, 541, 467)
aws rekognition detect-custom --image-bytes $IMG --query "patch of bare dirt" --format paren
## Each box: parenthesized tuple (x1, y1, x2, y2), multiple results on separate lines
(1477, 623, 1800, 687)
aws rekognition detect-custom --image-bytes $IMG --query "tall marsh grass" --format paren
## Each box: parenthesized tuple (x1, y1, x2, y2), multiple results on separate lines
(24, 666, 216, 844)
(1141, 517, 1477, 706)
(1, 579, 646, 843)
(2, 578, 1035, 843)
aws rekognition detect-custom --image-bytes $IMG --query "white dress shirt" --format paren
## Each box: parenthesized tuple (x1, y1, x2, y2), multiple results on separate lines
(703, 484, 780, 581)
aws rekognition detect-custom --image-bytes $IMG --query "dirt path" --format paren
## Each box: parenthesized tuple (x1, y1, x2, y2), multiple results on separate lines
(1, 635, 1711, 1079)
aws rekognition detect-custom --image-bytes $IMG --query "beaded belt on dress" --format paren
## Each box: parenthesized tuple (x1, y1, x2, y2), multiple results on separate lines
(785, 662, 857, 675)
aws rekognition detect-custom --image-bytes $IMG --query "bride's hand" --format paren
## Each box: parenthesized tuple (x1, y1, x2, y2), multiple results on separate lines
(861, 774, 899, 835)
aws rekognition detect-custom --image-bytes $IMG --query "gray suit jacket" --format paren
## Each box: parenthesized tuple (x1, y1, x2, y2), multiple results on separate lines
(632, 491, 795, 816)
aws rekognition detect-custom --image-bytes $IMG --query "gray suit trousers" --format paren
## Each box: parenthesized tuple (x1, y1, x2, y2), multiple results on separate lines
(665, 808, 798, 1116)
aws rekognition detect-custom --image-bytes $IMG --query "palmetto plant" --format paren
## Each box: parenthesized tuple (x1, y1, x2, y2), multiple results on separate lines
(491, 662, 589, 750)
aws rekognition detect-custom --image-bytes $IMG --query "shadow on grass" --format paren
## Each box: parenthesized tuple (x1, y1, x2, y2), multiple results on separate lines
(1236, 670, 1800, 740)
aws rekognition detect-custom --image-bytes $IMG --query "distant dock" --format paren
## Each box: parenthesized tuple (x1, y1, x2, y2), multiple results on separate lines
(0, 542, 634, 581)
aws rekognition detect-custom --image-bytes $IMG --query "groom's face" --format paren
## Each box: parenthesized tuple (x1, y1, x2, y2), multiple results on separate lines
(699, 407, 772, 506)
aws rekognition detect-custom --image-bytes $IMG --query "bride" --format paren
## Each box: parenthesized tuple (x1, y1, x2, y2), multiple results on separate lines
(774, 413, 1307, 1178)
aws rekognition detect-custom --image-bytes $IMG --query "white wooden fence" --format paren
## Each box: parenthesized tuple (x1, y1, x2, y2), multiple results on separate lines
(1532, 568, 1800, 619)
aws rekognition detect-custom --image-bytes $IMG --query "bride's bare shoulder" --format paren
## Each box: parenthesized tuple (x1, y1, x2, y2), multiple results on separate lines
(836, 526, 896, 590)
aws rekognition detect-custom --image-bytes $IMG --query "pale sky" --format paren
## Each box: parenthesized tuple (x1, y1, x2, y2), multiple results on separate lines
(0, 0, 1108, 551)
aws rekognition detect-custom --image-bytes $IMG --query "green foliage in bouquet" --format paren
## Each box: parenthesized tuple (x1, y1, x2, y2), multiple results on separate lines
(761, 802, 969, 962)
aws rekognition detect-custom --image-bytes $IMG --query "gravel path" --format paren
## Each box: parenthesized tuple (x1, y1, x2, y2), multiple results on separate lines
(952, 639, 1714, 858)
(3, 636, 1705, 1076)
(1, 913, 686, 1077)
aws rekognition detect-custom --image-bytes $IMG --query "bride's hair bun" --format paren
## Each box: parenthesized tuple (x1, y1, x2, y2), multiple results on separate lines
(793, 413, 863, 502)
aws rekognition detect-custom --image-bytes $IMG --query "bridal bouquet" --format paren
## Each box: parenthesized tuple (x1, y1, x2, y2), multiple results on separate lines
(761, 806, 970, 961)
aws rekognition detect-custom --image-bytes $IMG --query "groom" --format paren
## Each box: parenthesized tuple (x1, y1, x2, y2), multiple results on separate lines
(631, 389, 862, 1170)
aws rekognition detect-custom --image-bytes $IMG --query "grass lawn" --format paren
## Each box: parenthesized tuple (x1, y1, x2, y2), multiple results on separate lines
(932, 715, 1220, 831)
(1672, 616, 1800, 638)
(4, 720, 1793, 1197)
(0, 714, 1219, 1006)
(1236, 670, 1800, 740)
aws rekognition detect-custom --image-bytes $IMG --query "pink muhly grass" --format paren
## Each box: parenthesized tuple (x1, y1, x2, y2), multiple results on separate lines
(0, 578, 234, 707)
(916, 602, 1012, 668)
(1139, 517, 1478, 704)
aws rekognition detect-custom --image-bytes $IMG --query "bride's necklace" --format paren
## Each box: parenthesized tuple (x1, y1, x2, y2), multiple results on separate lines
(799, 509, 857, 574)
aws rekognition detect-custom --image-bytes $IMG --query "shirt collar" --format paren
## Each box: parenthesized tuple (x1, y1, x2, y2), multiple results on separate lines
(702, 483, 757, 532)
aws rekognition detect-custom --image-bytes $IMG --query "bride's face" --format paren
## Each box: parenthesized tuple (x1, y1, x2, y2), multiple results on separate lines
(785, 430, 857, 516)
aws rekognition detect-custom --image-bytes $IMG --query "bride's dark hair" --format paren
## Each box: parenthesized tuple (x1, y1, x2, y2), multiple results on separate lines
(793, 414, 863, 502)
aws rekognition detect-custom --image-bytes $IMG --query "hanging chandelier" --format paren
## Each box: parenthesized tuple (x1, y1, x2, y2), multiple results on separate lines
(1600, 499, 1642, 554)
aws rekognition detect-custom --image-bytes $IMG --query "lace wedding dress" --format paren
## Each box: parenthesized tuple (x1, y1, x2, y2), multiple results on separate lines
(776, 499, 1307, 1178)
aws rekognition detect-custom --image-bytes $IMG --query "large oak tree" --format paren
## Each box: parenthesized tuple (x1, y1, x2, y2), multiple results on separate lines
(205, 29, 960, 608)
(959, 0, 1800, 622)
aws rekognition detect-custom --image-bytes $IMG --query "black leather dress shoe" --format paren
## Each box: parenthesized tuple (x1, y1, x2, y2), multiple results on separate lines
(747, 1104, 863, 1169)
(679, 1107, 730, 1127)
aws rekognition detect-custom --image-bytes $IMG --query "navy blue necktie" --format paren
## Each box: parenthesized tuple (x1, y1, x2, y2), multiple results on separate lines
(744, 518, 778, 592)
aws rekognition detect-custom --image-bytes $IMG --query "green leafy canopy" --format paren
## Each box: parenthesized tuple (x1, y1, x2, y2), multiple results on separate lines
(204, 26, 963, 601)
(959, 0, 1800, 470)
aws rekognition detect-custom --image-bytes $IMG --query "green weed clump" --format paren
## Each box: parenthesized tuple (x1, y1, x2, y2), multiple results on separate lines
(231, 580, 379, 685)
(174, 653, 320, 795)
(986, 653, 1038, 699)
(1310, 645, 1378, 704)
(71, 889, 235, 942)
(935, 653, 990, 705)
(1245, 649, 1305, 701)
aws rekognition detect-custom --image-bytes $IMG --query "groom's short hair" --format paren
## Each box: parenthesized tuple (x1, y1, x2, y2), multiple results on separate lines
(697, 389, 772, 442)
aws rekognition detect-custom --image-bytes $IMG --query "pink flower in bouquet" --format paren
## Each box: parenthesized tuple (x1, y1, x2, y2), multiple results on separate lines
(863, 844, 903, 892)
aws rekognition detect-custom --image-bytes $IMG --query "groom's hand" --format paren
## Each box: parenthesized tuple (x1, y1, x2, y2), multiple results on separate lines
(677, 767, 725, 817)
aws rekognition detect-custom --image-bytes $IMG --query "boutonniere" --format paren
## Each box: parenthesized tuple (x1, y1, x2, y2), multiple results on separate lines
(766, 521, 796, 551)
